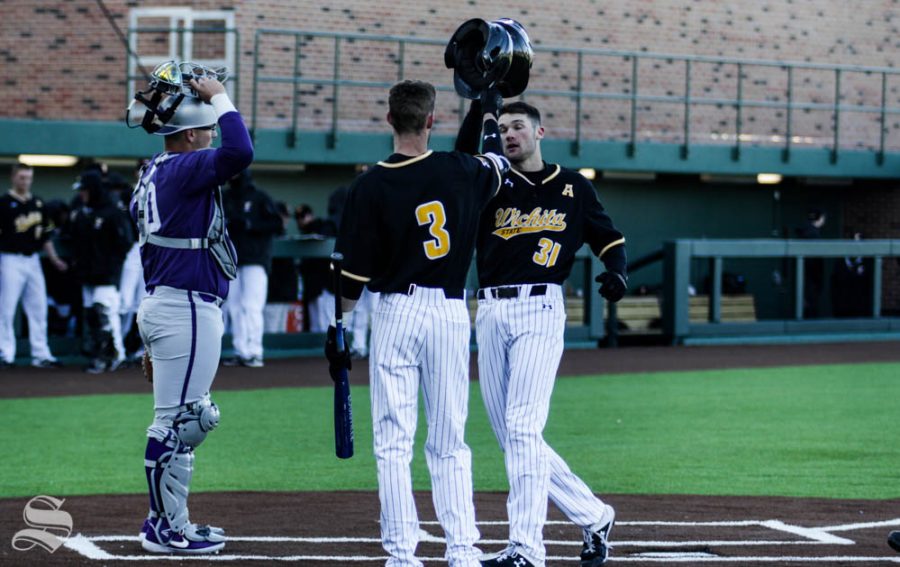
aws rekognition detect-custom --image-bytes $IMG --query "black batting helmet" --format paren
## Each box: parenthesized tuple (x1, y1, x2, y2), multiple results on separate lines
(444, 18, 533, 99)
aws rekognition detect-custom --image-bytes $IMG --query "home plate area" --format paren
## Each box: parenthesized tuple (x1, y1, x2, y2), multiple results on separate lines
(66, 518, 900, 564)
(8, 492, 900, 566)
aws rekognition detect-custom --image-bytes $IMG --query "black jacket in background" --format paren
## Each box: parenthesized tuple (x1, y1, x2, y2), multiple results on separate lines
(67, 178, 135, 286)
(224, 174, 284, 273)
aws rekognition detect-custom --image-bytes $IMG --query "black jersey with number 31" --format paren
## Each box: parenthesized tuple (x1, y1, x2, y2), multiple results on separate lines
(476, 163, 624, 287)
(336, 150, 503, 293)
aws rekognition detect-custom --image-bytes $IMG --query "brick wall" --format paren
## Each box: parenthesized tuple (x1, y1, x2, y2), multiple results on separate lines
(2, 0, 899, 146)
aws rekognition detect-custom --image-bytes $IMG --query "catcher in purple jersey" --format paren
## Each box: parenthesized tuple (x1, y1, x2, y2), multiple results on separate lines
(127, 61, 253, 555)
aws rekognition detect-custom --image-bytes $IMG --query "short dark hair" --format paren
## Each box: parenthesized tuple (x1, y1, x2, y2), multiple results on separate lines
(294, 204, 313, 219)
(11, 163, 33, 175)
(388, 80, 436, 134)
(500, 101, 541, 126)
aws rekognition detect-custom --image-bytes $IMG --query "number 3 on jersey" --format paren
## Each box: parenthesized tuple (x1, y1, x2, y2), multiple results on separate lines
(533, 237, 561, 267)
(416, 201, 450, 260)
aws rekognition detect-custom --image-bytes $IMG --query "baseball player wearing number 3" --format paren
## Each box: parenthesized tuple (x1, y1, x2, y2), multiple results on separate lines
(458, 101, 626, 567)
(328, 80, 509, 567)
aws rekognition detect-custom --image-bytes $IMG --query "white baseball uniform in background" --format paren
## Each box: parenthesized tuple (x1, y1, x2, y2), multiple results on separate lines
(0, 253, 54, 363)
(119, 242, 146, 339)
(225, 264, 268, 361)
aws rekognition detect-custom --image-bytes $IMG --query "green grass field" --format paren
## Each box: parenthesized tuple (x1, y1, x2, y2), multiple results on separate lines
(1, 362, 898, 500)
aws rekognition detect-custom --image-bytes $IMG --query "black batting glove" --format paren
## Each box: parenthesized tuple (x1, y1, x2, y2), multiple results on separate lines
(480, 87, 504, 117)
(596, 271, 628, 303)
(325, 325, 351, 380)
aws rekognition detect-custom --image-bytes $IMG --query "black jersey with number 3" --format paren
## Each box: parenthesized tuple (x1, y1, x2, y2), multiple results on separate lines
(0, 192, 51, 255)
(336, 150, 503, 294)
(476, 163, 625, 287)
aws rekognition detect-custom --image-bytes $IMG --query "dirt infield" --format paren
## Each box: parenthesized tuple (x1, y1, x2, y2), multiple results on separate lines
(2, 492, 900, 565)
(2, 342, 900, 565)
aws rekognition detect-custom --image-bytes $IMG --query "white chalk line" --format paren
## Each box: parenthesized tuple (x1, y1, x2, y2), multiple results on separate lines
(819, 518, 900, 532)
(64, 517, 900, 563)
(82, 534, 839, 548)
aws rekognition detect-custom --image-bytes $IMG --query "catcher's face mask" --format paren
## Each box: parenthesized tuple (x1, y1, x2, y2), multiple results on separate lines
(126, 60, 228, 136)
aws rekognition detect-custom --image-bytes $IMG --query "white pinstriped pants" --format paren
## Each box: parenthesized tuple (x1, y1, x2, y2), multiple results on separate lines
(476, 284, 609, 565)
(370, 288, 480, 567)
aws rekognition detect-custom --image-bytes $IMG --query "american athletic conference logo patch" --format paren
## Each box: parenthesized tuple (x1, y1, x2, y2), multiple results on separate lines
(11, 495, 73, 553)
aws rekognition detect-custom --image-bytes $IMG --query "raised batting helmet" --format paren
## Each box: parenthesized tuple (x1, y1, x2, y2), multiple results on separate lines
(444, 18, 533, 99)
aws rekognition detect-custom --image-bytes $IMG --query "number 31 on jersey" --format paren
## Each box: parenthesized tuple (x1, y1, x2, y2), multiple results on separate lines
(416, 201, 450, 260)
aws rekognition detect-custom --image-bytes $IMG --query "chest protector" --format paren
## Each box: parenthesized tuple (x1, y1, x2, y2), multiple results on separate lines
(134, 153, 238, 280)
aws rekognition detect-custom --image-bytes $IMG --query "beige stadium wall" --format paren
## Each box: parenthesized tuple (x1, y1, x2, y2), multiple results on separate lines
(2, 1, 899, 146)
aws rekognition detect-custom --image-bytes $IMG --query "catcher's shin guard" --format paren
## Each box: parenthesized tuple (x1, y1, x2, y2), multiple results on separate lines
(144, 399, 222, 541)
(145, 435, 193, 535)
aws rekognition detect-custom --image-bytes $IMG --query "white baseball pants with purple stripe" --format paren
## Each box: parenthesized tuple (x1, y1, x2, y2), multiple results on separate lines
(476, 283, 610, 565)
(137, 286, 224, 423)
(369, 288, 481, 567)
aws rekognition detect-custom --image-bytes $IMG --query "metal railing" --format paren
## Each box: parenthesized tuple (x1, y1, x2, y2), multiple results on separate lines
(662, 239, 900, 343)
(125, 27, 242, 108)
(250, 28, 900, 161)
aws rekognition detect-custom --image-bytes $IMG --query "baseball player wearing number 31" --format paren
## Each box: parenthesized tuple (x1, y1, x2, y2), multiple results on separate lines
(328, 80, 509, 567)
(458, 100, 626, 567)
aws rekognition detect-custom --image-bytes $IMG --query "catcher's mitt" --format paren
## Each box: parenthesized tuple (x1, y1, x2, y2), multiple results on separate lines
(142, 351, 153, 383)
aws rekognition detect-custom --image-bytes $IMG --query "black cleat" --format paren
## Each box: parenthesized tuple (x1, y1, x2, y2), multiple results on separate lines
(889, 531, 900, 552)
(581, 505, 615, 567)
(481, 548, 536, 567)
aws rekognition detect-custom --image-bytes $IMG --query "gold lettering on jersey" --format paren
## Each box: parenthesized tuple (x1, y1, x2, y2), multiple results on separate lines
(562, 184, 574, 197)
(491, 207, 567, 240)
(14, 211, 42, 234)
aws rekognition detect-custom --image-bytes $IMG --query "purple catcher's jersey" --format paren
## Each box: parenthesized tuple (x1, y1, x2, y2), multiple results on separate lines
(131, 111, 253, 298)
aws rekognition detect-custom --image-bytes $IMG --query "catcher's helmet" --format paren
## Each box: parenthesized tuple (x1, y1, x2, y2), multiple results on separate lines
(444, 18, 533, 99)
(126, 60, 226, 136)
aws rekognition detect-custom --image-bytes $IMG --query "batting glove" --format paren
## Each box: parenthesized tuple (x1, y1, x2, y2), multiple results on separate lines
(325, 325, 352, 379)
(480, 86, 504, 117)
(596, 271, 628, 303)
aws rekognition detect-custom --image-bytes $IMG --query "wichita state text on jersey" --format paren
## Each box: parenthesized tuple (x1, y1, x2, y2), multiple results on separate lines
(476, 163, 624, 287)
(0, 192, 51, 255)
(336, 150, 503, 295)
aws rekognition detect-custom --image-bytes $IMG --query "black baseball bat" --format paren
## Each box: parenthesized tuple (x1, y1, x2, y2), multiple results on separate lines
(330, 252, 354, 459)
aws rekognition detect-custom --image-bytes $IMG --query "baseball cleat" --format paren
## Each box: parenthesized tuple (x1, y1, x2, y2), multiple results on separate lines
(32, 358, 62, 368)
(241, 356, 264, 368)
(140, 518, 225, 555)
(140, 518, 226, 543)
(581, 504, 615, 566)
(889, 531, 900, 552)
(480, 547, 537, 567)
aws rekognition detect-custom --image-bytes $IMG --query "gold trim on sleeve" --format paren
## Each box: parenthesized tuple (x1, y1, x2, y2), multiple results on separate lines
(598, 238, 626, 258)
(341, 269, 371, 282)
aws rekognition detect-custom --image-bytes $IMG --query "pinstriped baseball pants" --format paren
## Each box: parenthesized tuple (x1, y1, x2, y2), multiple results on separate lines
(476, 284, 609, 565)
(370, 288, 481, 567)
